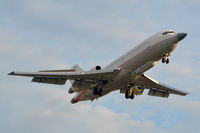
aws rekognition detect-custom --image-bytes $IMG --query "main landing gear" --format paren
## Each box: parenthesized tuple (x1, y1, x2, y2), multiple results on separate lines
(162, 52, 170, 64)
(125, 87, 135, 100)
(93, 87, 102, 96)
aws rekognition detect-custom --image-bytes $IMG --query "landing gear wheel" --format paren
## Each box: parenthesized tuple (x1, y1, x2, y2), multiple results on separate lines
(93, 87, 103, 96)
(130, 93, 134, 99)
(93, 87, 98, 95)
(162, 58, 166, 63)
(166, 58, 169, 64)
(125, 91, 129, 99)
(99, 88, 103, 96)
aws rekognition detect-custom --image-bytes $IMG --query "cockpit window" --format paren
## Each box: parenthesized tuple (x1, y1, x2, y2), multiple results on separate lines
(162, 30, 175, 35)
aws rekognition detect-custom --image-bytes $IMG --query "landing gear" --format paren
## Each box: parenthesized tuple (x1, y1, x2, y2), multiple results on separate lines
(125, 87, 135, 100)
(162, 52, 170, 64)
(130, 93, 135, 99)
(125, 91, 129, 99)
(166, 58, 169, 64)
(99, 88, 102, 96)
(93, 87, 98, 95)
(162, 57, 169, 64)
(93, 87, 103, 96)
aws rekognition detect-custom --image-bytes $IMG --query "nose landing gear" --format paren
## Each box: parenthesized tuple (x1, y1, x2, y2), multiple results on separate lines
(162, 57, 169, 64)
(162, 52, 170, 64)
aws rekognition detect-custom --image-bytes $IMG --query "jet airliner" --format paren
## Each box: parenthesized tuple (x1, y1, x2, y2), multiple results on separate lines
(9, 30, 188, 104)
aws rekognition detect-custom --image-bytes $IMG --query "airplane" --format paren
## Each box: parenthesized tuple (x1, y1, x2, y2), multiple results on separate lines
(9, 30, 189, 104)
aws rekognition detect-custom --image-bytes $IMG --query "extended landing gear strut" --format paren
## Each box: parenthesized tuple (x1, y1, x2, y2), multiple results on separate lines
(162, 52, 170, 64)
(125, 87, 135, 100)
(93, 87, 102, 96)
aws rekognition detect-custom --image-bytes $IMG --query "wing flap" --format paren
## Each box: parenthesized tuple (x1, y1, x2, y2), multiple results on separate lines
(32, 77, 67, 85)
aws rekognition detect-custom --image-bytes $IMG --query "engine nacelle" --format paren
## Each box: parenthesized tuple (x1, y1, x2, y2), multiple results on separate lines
(90, 65, 102, 71)
(96, 65, 101, 70)
(148, 89, 169, 98)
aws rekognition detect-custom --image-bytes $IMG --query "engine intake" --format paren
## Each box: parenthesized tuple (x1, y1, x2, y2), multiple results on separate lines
(96, 65, 101, 70)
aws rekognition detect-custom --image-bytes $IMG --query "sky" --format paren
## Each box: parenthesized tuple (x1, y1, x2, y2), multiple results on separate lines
(0, 0, 200, 133)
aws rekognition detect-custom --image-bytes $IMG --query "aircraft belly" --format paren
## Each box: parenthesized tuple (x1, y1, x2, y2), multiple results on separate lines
(73, 89, 94, 102)
(107, 70, 132, 91)
(73, 88, 112, 102)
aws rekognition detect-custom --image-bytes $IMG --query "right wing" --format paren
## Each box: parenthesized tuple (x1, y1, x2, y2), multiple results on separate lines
(134, 74, 189, 97)
(8, 69, 120, 85)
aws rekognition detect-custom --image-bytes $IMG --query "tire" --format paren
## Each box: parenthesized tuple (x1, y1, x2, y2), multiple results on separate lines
(162, 58, 165, 63)
(93, 87, 98, 95)
(125, 91, 129, 99)
(130, 93, 134, 99)
(166, 58, 169, 64)
(99, 88, 103, 96)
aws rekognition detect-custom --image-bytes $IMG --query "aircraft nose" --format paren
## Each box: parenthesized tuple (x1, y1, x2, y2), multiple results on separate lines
(177, 33, 187, 41)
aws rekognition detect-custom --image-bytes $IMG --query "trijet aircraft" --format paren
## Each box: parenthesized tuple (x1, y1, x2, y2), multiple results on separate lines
(9, 30, 188, 104)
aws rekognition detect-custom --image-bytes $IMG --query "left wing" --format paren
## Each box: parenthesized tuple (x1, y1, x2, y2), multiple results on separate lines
(134, 74, 189, 97)
(8, 69, 120, 85)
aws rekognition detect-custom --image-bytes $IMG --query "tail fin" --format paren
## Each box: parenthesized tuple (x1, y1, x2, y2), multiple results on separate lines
(69, 64, 83, 84)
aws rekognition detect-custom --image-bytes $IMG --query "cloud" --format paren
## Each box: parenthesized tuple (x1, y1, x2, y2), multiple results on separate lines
(1, 83, 160, 133)
(0, 27, 70, 72)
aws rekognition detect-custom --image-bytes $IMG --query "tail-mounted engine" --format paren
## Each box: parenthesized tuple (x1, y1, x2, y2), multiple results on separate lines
(90, 65, 102, 71)
(96, 65, 101, 70)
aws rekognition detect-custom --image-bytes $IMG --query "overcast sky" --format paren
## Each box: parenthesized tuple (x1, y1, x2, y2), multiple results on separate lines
(1, 0, 200, 133)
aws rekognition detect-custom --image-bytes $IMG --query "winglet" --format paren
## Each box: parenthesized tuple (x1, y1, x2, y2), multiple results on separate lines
(8, 71, 15, 75)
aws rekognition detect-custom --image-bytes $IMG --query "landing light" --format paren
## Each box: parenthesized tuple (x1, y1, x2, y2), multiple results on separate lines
(81, 72, 85, 75)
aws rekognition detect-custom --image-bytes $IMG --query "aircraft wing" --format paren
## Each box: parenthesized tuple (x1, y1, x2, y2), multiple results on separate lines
(135, 74, 188, 96)
(8, 69, 120, 85)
